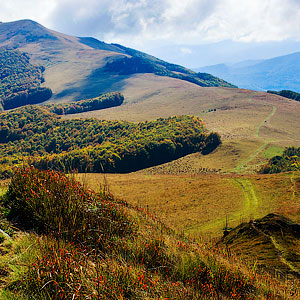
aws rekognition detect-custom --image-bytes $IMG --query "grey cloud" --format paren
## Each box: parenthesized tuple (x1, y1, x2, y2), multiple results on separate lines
(49, 0, 168, 39)
(5, 0, 298, 48)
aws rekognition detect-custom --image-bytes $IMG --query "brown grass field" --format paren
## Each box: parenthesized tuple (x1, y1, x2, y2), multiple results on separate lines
(77, 171, 300, 241)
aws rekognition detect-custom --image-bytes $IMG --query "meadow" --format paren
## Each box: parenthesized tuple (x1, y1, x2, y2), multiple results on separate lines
(77, 171, 300, 240)
(0, 167, 299, 299)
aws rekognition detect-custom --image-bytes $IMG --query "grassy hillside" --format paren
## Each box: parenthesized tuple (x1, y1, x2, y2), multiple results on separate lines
(78, 171, 300, 240)
(0, 105, 220, 177)
(0, 167, 299, 299)
(65, 80, 300, 174)
(0, 49, 52, 110)
(220, 213, 300, 277)
(104, 51, 235, 88)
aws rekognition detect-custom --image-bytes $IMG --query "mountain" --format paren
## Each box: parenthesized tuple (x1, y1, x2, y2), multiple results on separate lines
(196, 52, 300, 92)
(1, 20, 300, 174)
(0, 20, 234, 104)
(147, 40, 300, 69)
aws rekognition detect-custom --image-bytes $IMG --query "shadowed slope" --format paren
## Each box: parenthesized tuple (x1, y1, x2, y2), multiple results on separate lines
(220, 214, 300, 276)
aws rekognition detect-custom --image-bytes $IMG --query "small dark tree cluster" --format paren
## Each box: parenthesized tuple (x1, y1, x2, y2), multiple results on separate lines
(46, 92, 124, 115)
(267, 90, 300, 102)
(259, 146, 300, 173)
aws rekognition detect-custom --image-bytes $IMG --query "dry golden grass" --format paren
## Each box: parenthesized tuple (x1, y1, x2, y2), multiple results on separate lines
(77, 172, 300, 241)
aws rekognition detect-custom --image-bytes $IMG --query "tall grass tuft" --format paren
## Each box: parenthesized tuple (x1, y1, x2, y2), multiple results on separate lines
(3, 167, 135, 249)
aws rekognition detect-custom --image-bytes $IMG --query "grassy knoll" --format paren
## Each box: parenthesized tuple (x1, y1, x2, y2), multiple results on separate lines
(220, 213, 300, 278)
(263, 145, 284, 159)
(78, 172, 300, 240)
(1, 167, 298, 299)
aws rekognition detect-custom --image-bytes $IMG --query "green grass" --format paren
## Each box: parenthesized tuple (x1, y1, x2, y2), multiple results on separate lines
(78, 172, 300, 240)
(263, 146, 284, 159)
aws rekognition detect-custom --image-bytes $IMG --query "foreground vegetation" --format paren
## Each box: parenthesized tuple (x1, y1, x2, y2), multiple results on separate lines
(0, 106, 220, 177)
(0, 167, 298, 299)
(0, 49, 52, 110)
(260, 147, 300, 173)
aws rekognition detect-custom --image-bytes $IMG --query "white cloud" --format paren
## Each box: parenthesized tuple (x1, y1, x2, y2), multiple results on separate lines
(0, 0, 299, 47)
(0, 0, 56, 26)
(180, 47, 192, 55)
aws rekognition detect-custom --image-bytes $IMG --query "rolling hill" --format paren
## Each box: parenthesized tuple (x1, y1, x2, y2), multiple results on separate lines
(196, 52, 300, 92)
(0, 19, 234, 104)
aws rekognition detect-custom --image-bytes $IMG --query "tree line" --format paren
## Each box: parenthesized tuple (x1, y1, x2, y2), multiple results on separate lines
(0, 106, 221, 177)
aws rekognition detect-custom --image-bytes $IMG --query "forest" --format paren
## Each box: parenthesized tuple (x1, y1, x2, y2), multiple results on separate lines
(260, 146, 300, 173)
(267, 90, 300, 102)
(0, 106, 221, 177)
(46, 92, 124, 115)
(0, 49, 52, 110)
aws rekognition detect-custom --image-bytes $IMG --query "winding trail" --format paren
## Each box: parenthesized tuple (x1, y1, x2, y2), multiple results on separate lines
(290, 172, 296, 200)
(233, 178, 259, 217)
(193, 178, 259, 234)
(235, 101, 277, 173)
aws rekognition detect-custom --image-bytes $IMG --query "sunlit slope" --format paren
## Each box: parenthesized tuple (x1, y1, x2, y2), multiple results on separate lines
(78, 171, 300, 240)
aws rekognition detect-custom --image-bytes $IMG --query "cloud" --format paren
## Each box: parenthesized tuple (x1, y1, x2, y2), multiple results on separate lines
(180, 47, 193, 55)
(0, 0, 56, 25)
(0, 0, 300, 48)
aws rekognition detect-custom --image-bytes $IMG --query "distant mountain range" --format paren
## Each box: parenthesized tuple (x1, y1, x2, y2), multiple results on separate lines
(196, 52, 300, 92)
(0, 20, 234, 105)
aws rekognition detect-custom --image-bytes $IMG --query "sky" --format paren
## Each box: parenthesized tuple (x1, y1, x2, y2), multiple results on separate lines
(1, 0, 300, 67)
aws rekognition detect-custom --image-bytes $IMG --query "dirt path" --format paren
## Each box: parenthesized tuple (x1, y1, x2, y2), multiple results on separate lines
(195, 178, 259, 234)
(235, 102, 277, 173)
(290, 172, 296, 200)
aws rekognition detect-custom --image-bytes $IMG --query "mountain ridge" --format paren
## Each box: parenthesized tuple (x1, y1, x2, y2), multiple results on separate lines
(196, 51, 300, 92)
